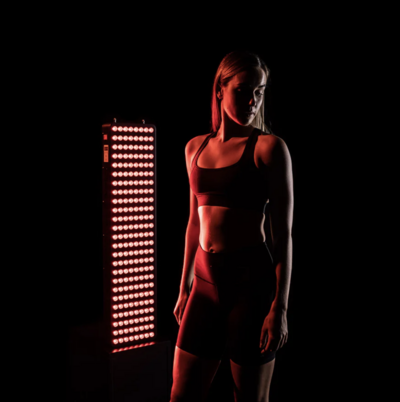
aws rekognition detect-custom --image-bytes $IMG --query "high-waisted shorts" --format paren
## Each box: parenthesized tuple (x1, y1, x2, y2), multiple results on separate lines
(176, 241, 277, 366)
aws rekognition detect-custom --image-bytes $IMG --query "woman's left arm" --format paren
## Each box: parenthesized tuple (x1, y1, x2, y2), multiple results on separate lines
(259, 135, 294, 353)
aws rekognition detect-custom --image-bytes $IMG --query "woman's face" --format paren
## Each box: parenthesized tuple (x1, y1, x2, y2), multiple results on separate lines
(219, 66, 267, 126)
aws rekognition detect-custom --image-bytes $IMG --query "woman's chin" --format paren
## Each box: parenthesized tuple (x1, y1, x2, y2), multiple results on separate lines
(237, 117, 255, 126)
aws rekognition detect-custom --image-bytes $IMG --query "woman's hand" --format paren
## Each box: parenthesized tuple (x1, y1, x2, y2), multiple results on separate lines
(173, 289, 190, 326)
(259, 307, 288, 353)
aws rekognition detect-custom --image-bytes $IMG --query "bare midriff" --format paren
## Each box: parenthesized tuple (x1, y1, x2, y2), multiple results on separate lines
(192, 130, 269, 253)
(198, 205, 266, 253)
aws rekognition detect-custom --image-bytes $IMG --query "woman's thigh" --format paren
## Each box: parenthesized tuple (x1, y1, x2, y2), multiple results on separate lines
(176, 274, 227, 360)
(223, 244, 276, 366)
(226, 286, 275, 366)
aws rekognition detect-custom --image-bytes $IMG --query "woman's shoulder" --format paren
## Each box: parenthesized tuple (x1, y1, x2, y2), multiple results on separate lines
(185, 133, 211, 152)
(258, 131, 287, 149)
(257, 131, 290, 166)
(185, 133, 212, 176)
(185, 133, 212, 163)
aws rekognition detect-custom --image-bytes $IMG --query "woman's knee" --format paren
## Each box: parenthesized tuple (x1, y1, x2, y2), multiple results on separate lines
(230, 358, 275, 402)
(171, 346, 221, 402)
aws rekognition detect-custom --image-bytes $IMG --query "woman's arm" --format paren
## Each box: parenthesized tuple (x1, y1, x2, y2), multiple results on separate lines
(259, 134, 293, 352)
(262, 135, 294, 311)
(180, 220, 200, 294)
(179, 139, 201, 294)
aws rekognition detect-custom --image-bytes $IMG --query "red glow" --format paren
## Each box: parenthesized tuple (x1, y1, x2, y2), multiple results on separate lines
(105, 120, 158, 346)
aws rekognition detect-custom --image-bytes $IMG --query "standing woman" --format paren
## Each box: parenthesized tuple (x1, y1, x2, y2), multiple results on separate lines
(170, 50, 294, 402)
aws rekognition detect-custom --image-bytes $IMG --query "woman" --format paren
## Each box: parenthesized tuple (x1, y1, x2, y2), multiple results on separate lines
(170, 50, 294, 402)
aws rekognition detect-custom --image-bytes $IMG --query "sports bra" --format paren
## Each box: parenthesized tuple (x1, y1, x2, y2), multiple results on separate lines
(189, 128, 269, 214)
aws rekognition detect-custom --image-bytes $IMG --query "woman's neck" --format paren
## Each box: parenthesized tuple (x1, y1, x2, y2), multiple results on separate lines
(217, 113, 254, 143)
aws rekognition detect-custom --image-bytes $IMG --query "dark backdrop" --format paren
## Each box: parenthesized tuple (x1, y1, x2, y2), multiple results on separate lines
(60, 29, 353, 402)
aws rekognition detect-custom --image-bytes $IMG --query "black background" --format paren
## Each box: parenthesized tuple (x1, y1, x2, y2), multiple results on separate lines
(55, 20, 362, 401)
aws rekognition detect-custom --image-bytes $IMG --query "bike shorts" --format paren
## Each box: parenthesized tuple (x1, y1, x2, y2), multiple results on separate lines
(176, 241, 277, 366)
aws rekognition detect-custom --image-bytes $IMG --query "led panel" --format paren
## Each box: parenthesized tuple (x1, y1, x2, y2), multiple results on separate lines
(102, 123, 157, 352)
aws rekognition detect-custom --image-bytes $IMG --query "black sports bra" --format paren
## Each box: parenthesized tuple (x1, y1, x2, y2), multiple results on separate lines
(189, 129, 268, 214)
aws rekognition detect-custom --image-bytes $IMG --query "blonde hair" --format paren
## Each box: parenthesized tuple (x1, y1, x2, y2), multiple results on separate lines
(211, 50, 272, 134)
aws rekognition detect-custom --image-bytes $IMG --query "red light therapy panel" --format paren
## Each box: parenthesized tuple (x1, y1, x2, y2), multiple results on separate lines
(102, 123, 158, 351)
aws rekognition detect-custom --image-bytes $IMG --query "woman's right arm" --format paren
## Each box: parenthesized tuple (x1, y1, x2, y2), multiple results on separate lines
(173, 139, 201, 324)
(179, 138, 201, 295)
(179, 217, 200, 295)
